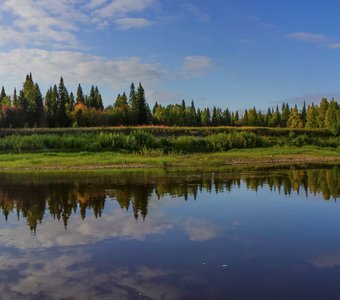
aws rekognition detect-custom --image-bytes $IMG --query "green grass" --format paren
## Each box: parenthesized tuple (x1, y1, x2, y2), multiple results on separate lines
(0, 146, 338, 170)
(0, 126, 333, 138)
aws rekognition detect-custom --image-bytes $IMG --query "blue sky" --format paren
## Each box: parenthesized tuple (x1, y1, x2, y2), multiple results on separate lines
(0, 0, 339, 110)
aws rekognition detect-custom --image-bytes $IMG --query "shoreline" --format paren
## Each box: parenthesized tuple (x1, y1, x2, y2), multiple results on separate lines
(0, 147, 339, 171)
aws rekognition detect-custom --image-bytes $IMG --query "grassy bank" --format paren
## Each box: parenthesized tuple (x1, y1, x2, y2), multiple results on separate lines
(0, 126, 333, 138)
(0, 146, 339, 171)
(0, 130, 339, 153)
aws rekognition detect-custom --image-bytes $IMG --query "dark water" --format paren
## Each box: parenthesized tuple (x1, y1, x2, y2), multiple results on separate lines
(0, 166, 340, 300)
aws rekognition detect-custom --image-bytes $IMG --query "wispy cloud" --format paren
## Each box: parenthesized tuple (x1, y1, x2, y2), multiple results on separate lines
(286, 31, 340, 50)
(115, 17, 153, 30)
(94, 0, 156, 18)
(286, 32, 332, 43)
(181, 3, 210, 22)
(245, 15, 277, 29)
(325, 43, 340, 49)
(0, 0, 158, 48)
(184, 218, 218, 241)
(0, 49, 166, 89)
(181, 56, 214, 79)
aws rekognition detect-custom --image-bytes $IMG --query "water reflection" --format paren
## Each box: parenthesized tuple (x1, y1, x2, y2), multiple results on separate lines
(0, 166, 339, 233)
(1, 166, 340, 300)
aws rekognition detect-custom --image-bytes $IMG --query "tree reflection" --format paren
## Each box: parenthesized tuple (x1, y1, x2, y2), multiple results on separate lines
(0, 166, 339, 232)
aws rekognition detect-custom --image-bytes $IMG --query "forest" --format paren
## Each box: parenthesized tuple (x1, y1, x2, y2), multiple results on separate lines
(0, 74, 339, 135)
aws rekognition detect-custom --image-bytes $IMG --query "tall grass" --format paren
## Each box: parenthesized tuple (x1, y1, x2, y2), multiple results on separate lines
(0, 130, 338, 153)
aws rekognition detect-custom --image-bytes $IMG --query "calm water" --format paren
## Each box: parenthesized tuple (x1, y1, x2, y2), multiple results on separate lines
(0, 166, 340, 300)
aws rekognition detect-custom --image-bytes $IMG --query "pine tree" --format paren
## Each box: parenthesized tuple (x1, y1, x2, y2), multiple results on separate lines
(129, 82, 138, 124)
(152, 102, 159, 115)
(0, 86, 6, 103)
(22, 73, 36, 113)
(235, 111, 239, 121)
(89, 85, 96, 109)
(212, 106, 218, 126)
(318, 98, 329, 128)
(95, 86, 104, 110)
(44, 87, 53, 127)
(34, 83, 44, 127)
(305, 104, 319, 129)
(115, 92, 128, 108)
(136, 82, 148, 124)
(45, 85, 58, 127)
(281, 103, 290, 127)
(18, 90, 28, 110)
(325, 99, 339, 135)
(223, 108, 231, 126)
(189, 100, 197, 126)
(68, 92, 75, 111)
(76, 84, 85, 104)
(12, 88, 18, 107)
(243, 109, 249, 125)
(266, 108, 272, 126)
(271, 106, 281, 127)
(300, 101, 307, 125)
(57, 77, 70, 127)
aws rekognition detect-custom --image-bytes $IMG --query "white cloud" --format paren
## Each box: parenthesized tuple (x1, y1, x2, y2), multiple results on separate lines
(0, 206, 175, 249)
(0, 250, 182, 300)
(286, 31, 340, 50)
(115, 17, 153, 30)
(184, 218, 218, 241)
(181, 55, 214, 79)
(94, 0, 156, 18)
(326, 43, 340, 49)
(0, 0, 157, 48)
(0, 48, 166, 89)
(286, 32, 332, 43)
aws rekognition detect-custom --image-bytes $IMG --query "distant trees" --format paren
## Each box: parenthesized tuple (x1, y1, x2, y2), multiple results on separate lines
(0, 74, 339, 134)
(325, 99, 340, 135)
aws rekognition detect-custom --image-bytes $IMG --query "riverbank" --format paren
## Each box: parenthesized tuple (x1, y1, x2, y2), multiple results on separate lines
(0, 146, 339, 171)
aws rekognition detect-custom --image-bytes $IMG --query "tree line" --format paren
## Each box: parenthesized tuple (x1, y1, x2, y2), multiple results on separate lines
(0, 74, 339, 134)
(0, 167, 338, 232)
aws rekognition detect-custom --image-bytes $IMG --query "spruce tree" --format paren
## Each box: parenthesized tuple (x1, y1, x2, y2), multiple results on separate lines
(318, 98, 329, 128)
(57, 77, 69, 127)
(325, 99, 339, 135)
(281, 103, 290, 127)
(22, 73, 36, 113)
(0, 86, 6, 103)
(89, 85, 96, 108)
(152, 102, 159, 115)
(300, 101, 307, 125)
(68, 92, 75, 111)
(95, 86, 104, 110)
(18, 90, 28, 110)
(76, 84, 85, 104)
(136, 82, 148, 124)
(34, 83, 44, 127)
(44, 88, 53, 127)
(224, 108, 231, 126)
(12, 88, 18, 107)
(115, 92, 128, 108)
(129, 82, 138, 124)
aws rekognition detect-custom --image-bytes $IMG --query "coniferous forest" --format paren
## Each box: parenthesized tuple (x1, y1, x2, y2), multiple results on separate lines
(0, 74, 339, 135)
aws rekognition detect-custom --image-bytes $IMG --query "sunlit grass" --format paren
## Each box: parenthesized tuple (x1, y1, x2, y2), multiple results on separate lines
(0, 146, 338, 170)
